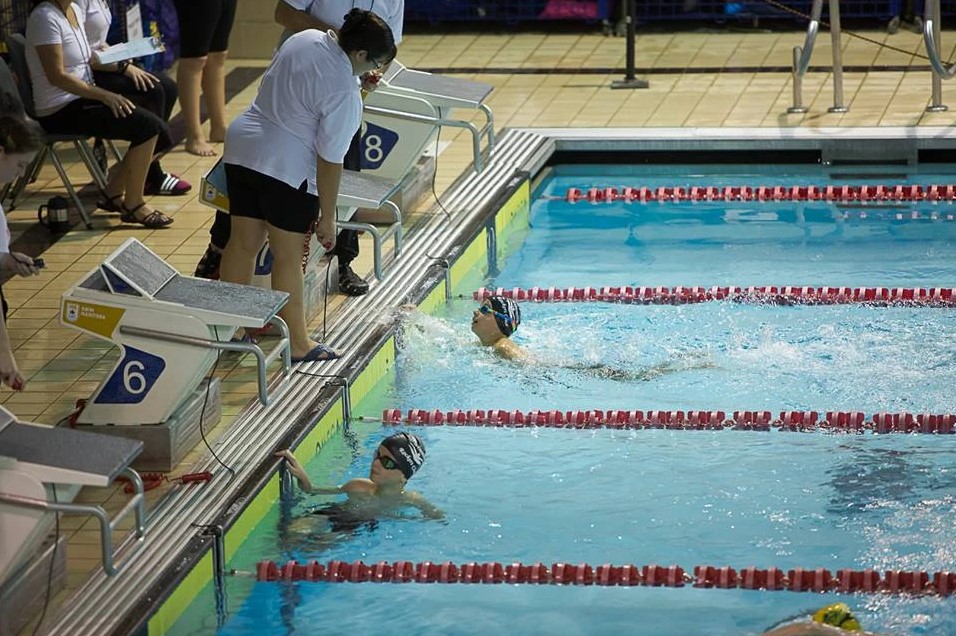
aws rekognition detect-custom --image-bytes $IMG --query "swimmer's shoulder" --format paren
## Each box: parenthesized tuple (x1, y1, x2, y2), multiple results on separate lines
(341, 478, 376, 497)
(493, 338, 530, 362)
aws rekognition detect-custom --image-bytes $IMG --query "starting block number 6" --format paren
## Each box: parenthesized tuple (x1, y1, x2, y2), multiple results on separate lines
(94, 346, 166, 405)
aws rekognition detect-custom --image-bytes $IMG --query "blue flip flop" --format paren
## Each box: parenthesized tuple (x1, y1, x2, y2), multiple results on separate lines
(292, 343, 340, 363)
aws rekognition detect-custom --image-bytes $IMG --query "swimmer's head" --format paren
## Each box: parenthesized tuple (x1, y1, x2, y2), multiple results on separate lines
(812, 603, 862, 632)
(471, 296, 521, 344)
(371, 432, 426, 485)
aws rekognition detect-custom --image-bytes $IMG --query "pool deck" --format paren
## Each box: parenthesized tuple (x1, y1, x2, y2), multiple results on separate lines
(6, 25, 955, 634)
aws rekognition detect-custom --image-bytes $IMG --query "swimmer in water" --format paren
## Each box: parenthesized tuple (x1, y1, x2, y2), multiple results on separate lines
(276, 432, 443, 539)
(469, 295, 714, 380)
(761, 603, 889, 636)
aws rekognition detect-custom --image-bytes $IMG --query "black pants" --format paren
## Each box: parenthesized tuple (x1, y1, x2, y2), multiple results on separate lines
(210, 129, 362, 267)
(92, 69, 177, 153)
(37, 98, 165, 149)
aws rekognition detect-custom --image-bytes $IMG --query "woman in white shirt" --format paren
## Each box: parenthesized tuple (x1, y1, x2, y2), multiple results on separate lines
(0, 115, 44, 391)
(219, 9, 396, 362)
(73, 0, 190, 196)
(194, 0, 404, 297)
(26, 0, 173, 228)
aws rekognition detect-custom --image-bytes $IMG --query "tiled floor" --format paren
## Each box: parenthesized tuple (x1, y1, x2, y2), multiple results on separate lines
(7, 24, 956, 633)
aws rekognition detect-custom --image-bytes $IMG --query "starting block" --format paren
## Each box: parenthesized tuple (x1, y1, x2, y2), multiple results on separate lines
(0, 405, 146, 581)
(365, 60, 495, 175)
(200, 160, 403, 281)
(60, 238, 291, 427)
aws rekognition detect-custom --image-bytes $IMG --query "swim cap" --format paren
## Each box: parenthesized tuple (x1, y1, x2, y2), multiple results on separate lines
(812, 603, 862, 632)
(488, 296, 521, 337)
(380, 432, 426, 480)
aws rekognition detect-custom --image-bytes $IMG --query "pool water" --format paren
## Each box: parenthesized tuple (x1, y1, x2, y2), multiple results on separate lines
(177, 164, 956, 636)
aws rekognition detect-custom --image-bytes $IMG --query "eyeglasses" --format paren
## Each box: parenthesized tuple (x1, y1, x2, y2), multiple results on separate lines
(369, 56, 385, 68)
(375, 449, 398, 470)
(478, 303, 511, 326)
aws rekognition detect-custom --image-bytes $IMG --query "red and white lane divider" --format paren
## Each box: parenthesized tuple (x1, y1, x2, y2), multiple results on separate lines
(374, 409, 956, 434)
(474, 286, 956, 306)
(249, 559, 956, 595)
(559, 184, 956, 204)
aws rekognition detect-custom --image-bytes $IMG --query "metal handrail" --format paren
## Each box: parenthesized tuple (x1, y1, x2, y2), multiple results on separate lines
(788, 0, 846, 114)
(923, 0, 951, 111)
(788, 0, 824, 113)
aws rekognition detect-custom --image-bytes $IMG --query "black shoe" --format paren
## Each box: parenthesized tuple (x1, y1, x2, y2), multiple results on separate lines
(92, 138, 107, 174)
(338, 264, 369, 296)
(195, 244, 222, 280)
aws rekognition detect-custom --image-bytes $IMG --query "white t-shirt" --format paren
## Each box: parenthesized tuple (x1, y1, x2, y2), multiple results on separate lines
(283, 0, 403, 44)
(74, 0, 112, 50)
(26, 2, 94, 116)
(224, 30, 362, 195)
(0, 203, 9, 254)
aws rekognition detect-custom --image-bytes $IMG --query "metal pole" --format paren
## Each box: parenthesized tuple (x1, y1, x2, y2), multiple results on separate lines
(927, 0, 948, 111)
(611, 0, 649, 89)
(827, 0, 847, 112)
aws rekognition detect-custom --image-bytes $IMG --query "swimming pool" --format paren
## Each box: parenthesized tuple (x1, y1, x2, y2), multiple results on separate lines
(173, 162, 956, 635)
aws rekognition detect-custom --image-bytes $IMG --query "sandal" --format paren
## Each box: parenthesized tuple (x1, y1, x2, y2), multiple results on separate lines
(121, 202, 174, 228)
(97, 193, 124, 213)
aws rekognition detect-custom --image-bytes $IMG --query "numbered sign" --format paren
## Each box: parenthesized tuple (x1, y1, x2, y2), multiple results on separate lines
(94, 346, 165, 404)
(360, 121, 399, 170)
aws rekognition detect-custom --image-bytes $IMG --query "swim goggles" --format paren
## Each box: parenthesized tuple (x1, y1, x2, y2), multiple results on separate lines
(478, 303, 512, 327)
(375, 449, 398, 471)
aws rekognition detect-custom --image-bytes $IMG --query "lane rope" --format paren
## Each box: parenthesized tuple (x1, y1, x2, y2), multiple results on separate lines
(474, 286, 956, 306)
(370, 409, 956, 434)
(558, 184, 956, 204)
(246, 560, 956, 595)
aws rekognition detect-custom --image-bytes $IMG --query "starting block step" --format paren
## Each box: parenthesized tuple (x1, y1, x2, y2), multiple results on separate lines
(75, 377, 222, 472)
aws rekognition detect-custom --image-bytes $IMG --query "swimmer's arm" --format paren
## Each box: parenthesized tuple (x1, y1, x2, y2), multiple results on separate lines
(341, 478, 376, 497)
(405, 491, 444, 520)
(275, 449, 342, 495)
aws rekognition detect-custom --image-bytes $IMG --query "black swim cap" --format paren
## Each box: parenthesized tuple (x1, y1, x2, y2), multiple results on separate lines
(380, 432, 426, 480)
(488, 296, 521, 337)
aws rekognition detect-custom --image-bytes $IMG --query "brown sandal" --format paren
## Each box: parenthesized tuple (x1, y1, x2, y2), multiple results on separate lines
(121, 202, 173, 228)
(97, 193, 124, 213)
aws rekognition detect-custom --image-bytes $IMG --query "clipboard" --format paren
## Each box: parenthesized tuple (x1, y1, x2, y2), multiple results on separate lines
(93, 37, 165, 65)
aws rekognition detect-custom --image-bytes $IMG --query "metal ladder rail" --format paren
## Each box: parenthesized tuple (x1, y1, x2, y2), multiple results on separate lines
(923, 0, 952, 111)
(788, 0, 847, 114)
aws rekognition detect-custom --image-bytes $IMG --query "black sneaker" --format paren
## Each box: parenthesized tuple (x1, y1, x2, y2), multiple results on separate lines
(92, 138, 107, 174)
(338, 264, 369, 296)
(194, 244, 222, 280)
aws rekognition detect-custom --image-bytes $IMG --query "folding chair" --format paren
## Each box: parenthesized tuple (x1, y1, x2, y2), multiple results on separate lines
(4, 33, 119, 228)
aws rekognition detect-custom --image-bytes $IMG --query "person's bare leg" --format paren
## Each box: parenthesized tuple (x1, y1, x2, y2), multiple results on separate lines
(204, 51, 229, 143)
(177, 56, 216, 156)
(220, 216, 267, 287)
(103, 153, 129, 200)
(121, 137, 169, 223)
(267, 224, 323, 359)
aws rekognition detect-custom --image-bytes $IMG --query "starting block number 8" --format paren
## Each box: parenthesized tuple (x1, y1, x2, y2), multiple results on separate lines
(360, 122, 398, 171)
(94, 346, 166, 405)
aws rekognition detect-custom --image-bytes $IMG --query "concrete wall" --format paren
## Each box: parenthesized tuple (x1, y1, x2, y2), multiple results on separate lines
(228, 0, 284, 59)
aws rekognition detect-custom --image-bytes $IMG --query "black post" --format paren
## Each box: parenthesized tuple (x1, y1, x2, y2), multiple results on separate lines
(611, 0, 649, 89)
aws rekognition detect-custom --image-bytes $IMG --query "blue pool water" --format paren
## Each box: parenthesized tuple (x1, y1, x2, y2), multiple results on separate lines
(178, 164, 956, 635)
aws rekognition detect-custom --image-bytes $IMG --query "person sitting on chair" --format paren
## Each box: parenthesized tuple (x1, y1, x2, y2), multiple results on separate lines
(74, 0, 191, 197)
(25, 0, 173, 228)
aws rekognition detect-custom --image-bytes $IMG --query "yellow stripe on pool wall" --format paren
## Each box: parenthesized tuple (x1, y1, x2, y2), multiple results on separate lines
(449, 229, 488, 294)
(494, 179, 531, 262)
(349, 336, 396, 410)
(148, 551, 214, 636)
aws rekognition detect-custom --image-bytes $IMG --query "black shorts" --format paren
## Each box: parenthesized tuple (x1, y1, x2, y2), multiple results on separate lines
(173, 0, 238, 57)
(36, 98, 164, 148)
(224, 163, 318, 234)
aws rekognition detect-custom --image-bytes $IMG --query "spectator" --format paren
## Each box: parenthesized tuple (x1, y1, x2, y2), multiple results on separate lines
(194, 0, 405, 297)
(0, 114, 44, 390)
(26, 0, 173, 228)
(74, 0, 191, 196)
(218, 9, 395, 362)
(172, 0, 237, 157)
